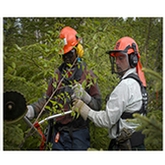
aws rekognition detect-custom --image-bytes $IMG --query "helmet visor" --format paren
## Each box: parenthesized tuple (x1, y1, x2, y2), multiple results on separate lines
(109, 52, 129, 74)
(107, 50, 127, 57)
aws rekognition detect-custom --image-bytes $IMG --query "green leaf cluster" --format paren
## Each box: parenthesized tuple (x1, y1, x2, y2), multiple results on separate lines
(133, 112, 163, 150)
(4, 123, 24, 150)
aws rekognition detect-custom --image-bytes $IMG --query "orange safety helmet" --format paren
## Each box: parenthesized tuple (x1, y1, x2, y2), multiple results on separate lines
(106, 36, 147, 87)
(59, 26, 80, 54)
(107, 36, 140, 57)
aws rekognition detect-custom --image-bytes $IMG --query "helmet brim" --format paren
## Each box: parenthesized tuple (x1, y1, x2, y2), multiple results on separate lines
(63, 46, 74, 54)
(106, 50, 127, 56)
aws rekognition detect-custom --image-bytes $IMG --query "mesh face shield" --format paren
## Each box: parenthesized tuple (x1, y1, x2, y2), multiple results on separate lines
(109, 52, 130, 75)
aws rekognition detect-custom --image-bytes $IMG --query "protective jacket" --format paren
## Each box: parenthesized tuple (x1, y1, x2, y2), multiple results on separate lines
(32, 61, 102, 128)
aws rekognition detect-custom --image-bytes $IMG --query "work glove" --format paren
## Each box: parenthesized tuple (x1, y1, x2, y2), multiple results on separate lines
(26, 105, 35, 119)
(72, 83, 92, 104)
(72, 99, 91, 120)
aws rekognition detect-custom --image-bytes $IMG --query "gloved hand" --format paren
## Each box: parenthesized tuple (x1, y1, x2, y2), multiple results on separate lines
(72, 83, 91, 104)
(72, 99, 91, 120)
(26, 105, 35, 119)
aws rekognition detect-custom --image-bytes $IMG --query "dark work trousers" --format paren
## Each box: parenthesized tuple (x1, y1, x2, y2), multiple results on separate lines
(108, 131, 146, 151)
(51, 127, 90, 150)
(108, 139, 145, 151)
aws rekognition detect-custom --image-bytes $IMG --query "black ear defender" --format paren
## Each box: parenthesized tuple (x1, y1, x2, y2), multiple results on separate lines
(128, 43, 138, 68)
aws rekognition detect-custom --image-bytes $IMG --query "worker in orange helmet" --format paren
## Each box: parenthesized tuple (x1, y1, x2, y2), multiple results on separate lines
(26, 26, 102, 150)
(72, 36, 148, 150)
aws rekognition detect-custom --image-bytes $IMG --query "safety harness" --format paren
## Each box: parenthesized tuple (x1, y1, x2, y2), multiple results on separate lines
(121, 73, 148, 119)
(115, 73, 148, 149)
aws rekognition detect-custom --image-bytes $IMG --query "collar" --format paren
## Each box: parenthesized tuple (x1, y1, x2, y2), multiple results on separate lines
(121, 68, 137, 80)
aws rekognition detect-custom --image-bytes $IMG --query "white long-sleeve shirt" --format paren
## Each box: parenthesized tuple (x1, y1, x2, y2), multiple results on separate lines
(88, 68, 142, 139)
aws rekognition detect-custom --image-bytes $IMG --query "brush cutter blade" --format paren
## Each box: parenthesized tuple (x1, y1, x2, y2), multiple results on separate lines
(4, 91, 27, 123)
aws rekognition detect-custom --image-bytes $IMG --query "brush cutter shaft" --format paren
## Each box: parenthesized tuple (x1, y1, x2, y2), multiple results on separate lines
(39, 110, 72, 124)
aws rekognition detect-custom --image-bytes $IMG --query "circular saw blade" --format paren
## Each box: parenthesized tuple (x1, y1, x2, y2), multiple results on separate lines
(4, 91, 27, 124)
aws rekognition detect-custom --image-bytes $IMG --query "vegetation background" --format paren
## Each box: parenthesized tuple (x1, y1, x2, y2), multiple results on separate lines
(3, 17, 163, 150)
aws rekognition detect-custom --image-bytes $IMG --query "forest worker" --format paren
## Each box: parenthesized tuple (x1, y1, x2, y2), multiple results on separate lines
(26, 26, 102, 150)
(72, 36, 148, 150)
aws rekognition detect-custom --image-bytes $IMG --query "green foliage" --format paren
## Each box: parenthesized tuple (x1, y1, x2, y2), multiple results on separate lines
(21, 131, 41, 150)
(89, 122, 110, 150)
(3, 17, 163, 150)
(143, 68, 162, 93)
(4, 123, 24, 150)
(132, 68, 163, 150)
(133, 112, 163, 150)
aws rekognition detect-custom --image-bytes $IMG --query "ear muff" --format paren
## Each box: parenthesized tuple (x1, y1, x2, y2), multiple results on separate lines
(128, 42, 139, 68)
(76, 43, 84, 58)
(129, 53, 138, 68)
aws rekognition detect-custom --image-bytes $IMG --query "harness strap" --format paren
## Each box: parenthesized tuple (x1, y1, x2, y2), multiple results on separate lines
(116, 73, 147, 147)
(121, 73, 147, 119)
